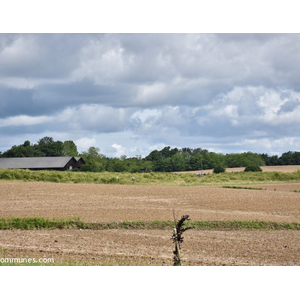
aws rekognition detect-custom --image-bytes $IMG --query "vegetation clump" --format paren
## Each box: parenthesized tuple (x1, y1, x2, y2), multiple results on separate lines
(222, 186, 264, 190)
(244, 165, 263, 172)
(213, 165, 226, 174)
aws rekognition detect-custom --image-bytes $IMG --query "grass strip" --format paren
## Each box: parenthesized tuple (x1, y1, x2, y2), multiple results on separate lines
(0, 217, 84, 230)
(222, 186, 264, 190)
(2, 168, 300, 186)
(189, 220, 300, 230)
(0, 217, 300, 231)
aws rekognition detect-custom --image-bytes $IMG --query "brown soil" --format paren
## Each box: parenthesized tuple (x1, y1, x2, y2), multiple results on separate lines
(1, 229, 299, 266)
(1, 181, 300, 266)
(1, 182, 300, 222)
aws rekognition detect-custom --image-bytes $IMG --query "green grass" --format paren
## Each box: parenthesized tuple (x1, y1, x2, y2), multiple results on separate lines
(0, 169, 194, 185)
(188, 220, 300, 230)
(222, 186, 264, 190)
(0, 217, 299, 231)
(0, 217, 84, 230)
(1, 168, 300, 186)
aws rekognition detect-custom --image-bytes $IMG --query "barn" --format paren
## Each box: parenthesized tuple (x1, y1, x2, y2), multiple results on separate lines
(0, 156, 85, 171)
(74, 157, 85, 169)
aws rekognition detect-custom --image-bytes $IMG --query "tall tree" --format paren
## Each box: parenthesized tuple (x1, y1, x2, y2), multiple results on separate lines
(63, 140, 79, 156)
(37, 136, 64, 156)
(81, 147, 108, 172)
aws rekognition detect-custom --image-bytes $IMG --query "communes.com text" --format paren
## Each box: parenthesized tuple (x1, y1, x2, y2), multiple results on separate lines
(0, 257, 54, 264)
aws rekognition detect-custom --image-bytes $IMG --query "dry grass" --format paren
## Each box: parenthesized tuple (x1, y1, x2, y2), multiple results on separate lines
(177, 165, 300, 174)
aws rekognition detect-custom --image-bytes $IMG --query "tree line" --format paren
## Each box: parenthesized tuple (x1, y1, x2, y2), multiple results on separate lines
(1, 137, 300, 172)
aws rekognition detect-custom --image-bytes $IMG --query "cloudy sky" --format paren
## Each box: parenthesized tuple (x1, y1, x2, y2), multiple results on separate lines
(1, 33, 300, 157)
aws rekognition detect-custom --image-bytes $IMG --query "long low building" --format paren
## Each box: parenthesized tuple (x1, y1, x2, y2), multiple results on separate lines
(0, 156, 85, 171)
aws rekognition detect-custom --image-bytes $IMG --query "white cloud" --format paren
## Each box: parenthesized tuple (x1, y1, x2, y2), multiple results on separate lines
(136, 83, 166, 103)
(54, 104, 135, 133)
(240, 137, 300, 154)
(0, 35, 38, 70)
(1, 33, 300, 157)
(75, 137, 97, 151)
(0, 115, 53, 127)
(111, 143, 126, 157)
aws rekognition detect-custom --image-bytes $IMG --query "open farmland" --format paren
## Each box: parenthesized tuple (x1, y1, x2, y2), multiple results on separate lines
(1, 181, 300, 223)
(1, 179, 300, 266)
(177, 165, 300, 174)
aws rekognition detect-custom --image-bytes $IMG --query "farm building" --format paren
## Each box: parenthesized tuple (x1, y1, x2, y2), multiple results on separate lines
(0, 156, 85, 171)
(74, 157, 85, 169)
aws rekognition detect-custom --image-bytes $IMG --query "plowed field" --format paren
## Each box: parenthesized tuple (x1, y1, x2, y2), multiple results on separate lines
(1, 181, 300, 265)
(1, 229, 300, 266)
(1, 181, 300, 222)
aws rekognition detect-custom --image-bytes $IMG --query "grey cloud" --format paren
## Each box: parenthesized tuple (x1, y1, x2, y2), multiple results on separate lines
(0, 34, 93, 79)
(118, 34, 300, 92)
(63, 105, 136, 133)
(35, 79, 138, 110)
(0, 85, 36, 117)
(0, 79, 136, 119)
(279, 98, 300, 113)
(1, 33, 300, 157)
(0, 124, 47, 136)
(0, 33, 298, 89)
(0, 34, 19, 52)
(130, 84, 300, 148)
(216, 33, 285, 44)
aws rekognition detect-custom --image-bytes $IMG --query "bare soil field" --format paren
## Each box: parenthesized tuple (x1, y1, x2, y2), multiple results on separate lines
(1, 181, 300, 222)
(178, 165, 300, 174)
(1, 181, 300, 265)
(1, 229, 299, 266)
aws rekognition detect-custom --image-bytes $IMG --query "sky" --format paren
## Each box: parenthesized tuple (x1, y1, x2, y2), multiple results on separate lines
(1, 32, 300, 157)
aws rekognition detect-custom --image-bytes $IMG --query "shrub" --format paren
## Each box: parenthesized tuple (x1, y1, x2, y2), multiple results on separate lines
(244, 165, 263, 172)
(213, 166, 226, 174)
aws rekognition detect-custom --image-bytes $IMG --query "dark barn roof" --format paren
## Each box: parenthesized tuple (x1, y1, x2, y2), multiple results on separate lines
(0, 156, 85, 170)
(75, 157, 85, 163)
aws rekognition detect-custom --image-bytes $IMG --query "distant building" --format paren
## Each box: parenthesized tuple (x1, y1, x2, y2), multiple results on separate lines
(74, 157, 86, 169)
(0, 156, 85, 171)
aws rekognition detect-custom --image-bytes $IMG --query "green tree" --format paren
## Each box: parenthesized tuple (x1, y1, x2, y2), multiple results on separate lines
(81, 147, 107, 172)
(202, 152, 225, 169)
(37, 137, 64, 156)
(279, 151, 300, 165)
(1, 145, 24, 157)
(213, 165, 226, 174)
(1, 140, 35, 157)
(171, 153, 189, 171)
(260, 153, 279, 166)
(189, 153, 204, 171)
(145, 150, 163, 171)
(107, 157, 127, 172)
(63, 140, 79, 156)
